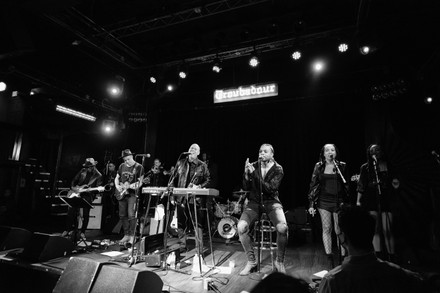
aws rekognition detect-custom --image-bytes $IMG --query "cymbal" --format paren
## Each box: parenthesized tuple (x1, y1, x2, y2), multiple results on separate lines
(232, 190, 249, 198)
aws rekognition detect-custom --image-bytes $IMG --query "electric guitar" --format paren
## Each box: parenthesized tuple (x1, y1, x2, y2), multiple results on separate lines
(67, 185, 106, 198)
(114, 181, 140, 200)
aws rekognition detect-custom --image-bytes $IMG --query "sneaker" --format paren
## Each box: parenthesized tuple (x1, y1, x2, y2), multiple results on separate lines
(80, 232, 86, 240)
(239, 261, 257, 276)
(274, 260, 286, 274)
(127, 236, 135, 244)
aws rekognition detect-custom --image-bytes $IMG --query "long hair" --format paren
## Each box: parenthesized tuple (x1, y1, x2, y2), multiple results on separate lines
(319, 143, 339, 163)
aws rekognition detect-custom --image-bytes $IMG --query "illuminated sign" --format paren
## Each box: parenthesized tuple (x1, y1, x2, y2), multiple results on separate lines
(213, 82, 278, 103)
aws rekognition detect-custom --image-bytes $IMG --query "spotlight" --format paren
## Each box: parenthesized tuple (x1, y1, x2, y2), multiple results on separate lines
(249, 55, 259, 67)
(360, 46, 370, 55)
(102, 119, 116, 134)
(167, 84, 174, 92)
(178, 70, 187, 79)
(338, 43, 348, 52)
(107, 75, 125, 97)
(178, 63, 188, 79)
(0, 81, 6, 92)
(424, 96, 433, 104)
(212, 58, 222, 73)
(291, 51, 301, 60)
(312, 60, 325, 72)
(149, 76, 157, 84)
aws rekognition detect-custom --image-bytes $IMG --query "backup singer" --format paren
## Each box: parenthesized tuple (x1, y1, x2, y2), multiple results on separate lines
(115, 149, 144, 245)
(238, 143, 288, 275)
(356, 144, 395, 260)
(62, 158, 103, 240)
(170, 143, 211, 251)
(308, 143, 348, 267)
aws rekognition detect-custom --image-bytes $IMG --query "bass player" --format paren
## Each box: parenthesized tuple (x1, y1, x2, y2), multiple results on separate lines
(115, 149, 144, 245)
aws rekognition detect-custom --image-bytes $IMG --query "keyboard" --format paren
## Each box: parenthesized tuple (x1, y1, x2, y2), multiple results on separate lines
(142, 187, 219, 197)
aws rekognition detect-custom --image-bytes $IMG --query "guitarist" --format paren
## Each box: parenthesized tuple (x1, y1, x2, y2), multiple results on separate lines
(114, 149, 144, 245)
(62, 158, 103, 240)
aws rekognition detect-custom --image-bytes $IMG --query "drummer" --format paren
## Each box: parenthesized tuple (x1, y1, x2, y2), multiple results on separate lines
(237, 143, 288, 275)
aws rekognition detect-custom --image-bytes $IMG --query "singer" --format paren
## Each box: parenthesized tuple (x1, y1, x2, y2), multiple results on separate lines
(170, 143, 211, 252)
(238, 143, 288, 275)
(356, 144, 395, 261)
(114, 149, 144, 245)
(307, 143, 348, 268)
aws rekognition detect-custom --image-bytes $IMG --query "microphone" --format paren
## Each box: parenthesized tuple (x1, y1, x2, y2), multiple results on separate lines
(329, 154, 334, 160)
(372, 154, 377, 162)
(432, 151, 440, 159)
(136, 154, 151, 158)
(182, 152, 191, 155)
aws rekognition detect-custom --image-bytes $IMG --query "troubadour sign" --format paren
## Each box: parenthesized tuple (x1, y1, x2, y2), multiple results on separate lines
(213, 82, 278, 104)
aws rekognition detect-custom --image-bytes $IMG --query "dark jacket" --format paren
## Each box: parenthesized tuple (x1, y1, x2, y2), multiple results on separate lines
(308, 161, 348, 208)
(243, 160, 284, 203)
(171, 157, 211, 188)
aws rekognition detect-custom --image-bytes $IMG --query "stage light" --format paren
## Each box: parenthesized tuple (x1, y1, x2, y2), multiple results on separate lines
(312, 60, 325, 72)
(338, 43, 348, 52)
(291, 51, 301, 60)
(102, 119, 116, 134)
(107, 75, 125, 97)
(360, 45, 370, 55)
(167, 84, 174, 92)
(424, 96, 433, 104)
(149, 76, 157, 84)
(249, 55, 259, 67)
(56, 105, 96, 122)
(0, 81, 6, 92)
(212, 57, 222, 73)
(178, 70, 187, 79)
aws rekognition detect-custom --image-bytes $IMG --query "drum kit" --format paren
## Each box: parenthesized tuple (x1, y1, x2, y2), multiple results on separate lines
(214, 190, 248, 239)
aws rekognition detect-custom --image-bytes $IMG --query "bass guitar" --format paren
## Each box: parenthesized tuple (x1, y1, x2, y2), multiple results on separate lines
(67, 184, 107, 198)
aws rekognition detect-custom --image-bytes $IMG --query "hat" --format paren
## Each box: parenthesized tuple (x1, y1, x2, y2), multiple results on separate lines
(83, 158, 98, 167)
(120, 149, 135, 159)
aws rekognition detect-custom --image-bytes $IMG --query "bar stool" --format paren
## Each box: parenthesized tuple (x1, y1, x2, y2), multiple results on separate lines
(253, 213, 277, 270)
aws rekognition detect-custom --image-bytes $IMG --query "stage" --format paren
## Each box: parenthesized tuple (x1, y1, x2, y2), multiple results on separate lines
(0, 226, 333, 293)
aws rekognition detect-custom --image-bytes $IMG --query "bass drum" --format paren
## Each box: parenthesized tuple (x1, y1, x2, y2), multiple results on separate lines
(217, 216, 238, 239)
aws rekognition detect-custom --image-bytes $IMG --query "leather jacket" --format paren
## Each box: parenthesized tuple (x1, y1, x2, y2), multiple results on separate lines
(171, 157, 211, 188)
(307, 161, 348, 208)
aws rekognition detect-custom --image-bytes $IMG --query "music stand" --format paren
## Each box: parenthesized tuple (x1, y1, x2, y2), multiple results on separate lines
(59, 196, 94, 248)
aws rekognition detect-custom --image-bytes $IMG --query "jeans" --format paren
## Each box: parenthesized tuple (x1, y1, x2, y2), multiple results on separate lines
(237, 200, 288, 263)
(118, 194, 137, 235)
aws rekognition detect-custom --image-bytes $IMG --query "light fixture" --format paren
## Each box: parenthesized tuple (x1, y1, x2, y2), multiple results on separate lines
(107, 75, 125, 97)
(338, 43, 348, 52)
(56, 105, 96, 122)
(149, 76, 157, 84)
(178, 63, 188, 79)
(167, 84, 174, 92)
(212, 57, 222, 73)
(312, 60, 325, 72)
(249, 54, 259, 67)
(424, 96, 433, 104)
(102, 119, 116, 134)
(291, 50, 301, 60)
(0, 81, 6, 92)
(360, 45, 370, 55)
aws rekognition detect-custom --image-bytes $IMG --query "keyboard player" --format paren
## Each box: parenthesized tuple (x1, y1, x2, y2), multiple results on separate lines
(170, 143, 211, 253)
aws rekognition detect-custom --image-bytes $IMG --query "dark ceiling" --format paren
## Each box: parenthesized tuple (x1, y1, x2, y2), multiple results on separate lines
(1, 0, 439, 121)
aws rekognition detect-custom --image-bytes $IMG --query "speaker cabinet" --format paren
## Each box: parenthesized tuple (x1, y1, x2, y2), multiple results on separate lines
(0, 225, 32, 251)
(53, 257, 163, 293)
(20, 232, 74, 262)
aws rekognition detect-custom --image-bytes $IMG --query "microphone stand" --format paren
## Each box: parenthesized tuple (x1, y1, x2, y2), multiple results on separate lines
(371, 158, 389, 260)
(332, 159, 347, 265)
(128, 155, 146, 267)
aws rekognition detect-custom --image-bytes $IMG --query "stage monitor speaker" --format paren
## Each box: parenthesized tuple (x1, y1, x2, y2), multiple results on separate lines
(0, 225, 32, 251)
(20, 232, 74, 262)
(53, 257, 163, 293)
(53, 257, 105, 293)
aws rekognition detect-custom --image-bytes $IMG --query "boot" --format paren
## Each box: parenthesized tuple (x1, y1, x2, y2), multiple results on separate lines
(239, 261, 257, 276)
(274, 260, 286, 273)
(326, 253, 335, 268)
